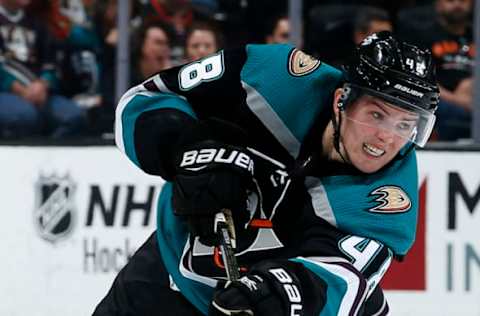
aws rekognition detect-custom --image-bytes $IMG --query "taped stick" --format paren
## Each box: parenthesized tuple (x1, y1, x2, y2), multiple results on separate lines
(214, 209, 251, 316)
(214, 209, 240, 281)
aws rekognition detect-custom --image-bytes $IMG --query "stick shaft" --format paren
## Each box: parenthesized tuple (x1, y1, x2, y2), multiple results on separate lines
(215, 211, 240, 281)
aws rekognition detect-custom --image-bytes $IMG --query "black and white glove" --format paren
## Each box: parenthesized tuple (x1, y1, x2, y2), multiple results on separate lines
(172, 119, 254, 245)
(209, 260, 323, 316)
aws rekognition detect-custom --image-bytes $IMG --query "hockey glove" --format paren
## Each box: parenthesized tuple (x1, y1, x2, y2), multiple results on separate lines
(172, 120, 254, 245)
(209, 260, 321, 316)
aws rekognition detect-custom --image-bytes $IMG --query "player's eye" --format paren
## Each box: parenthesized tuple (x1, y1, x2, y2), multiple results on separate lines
(371, 111, 383, 120)
(397, 122, 413, 131)
(396, 122, 415, 136)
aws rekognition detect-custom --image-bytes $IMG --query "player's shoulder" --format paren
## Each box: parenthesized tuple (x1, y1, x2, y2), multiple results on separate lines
(389, 147, 418, 174)
(240, 43, 343, 106)
(243, 44, 342, 80)
(237, 44, 343, 144)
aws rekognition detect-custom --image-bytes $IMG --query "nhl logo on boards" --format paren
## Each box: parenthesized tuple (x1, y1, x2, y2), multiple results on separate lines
(288, 49, 321, 76)
(34, 173, 77, 243)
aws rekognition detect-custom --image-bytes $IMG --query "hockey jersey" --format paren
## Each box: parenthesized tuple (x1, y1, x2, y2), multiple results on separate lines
(0, 5, 57, 91)
(116, 44, 417, 315)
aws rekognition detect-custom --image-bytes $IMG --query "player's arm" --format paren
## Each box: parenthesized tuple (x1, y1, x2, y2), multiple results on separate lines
(362, 285, 390, 315)
(115, 48, 248, 180)
(210, 241, 393, 316)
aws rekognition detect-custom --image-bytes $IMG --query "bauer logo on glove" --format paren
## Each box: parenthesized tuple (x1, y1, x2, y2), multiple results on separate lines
(180, 147, 254, 175)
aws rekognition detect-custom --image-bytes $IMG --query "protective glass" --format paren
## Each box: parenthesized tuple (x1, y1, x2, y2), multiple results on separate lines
(344, 97, 436, 147)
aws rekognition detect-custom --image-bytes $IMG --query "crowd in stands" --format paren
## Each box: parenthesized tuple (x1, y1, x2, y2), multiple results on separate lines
(0, 0, 474, 142)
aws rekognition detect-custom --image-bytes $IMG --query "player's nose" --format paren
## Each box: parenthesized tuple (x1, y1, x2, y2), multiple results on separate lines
(375, 127, 395, 144)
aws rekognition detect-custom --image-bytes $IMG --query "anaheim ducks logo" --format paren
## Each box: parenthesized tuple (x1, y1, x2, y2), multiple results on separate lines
(369, 186, 411, 213)
(288, 49, 321, 76)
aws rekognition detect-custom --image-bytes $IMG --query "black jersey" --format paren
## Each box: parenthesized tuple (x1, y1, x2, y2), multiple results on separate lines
(115, 44, 416, 315)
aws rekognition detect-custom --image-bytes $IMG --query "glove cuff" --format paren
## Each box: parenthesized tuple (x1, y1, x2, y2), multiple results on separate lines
(249, 261, 304, 316)
(211, 275, 284, 316)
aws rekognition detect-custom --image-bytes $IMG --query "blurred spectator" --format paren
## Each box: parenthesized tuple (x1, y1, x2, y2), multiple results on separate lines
(353, 6, 392, 45)
(144, 0, 193, 36)
(265, 15, 290, 44)
(131, 20, 173, 86)
(401, 0, 473, 141)
(305, 5, 392, 67)
(0, 0, 86, 138)
(396, 3, 436, 36)
(245, 0, 287, 44)
(209, 0, 249, 48)
(142, 0, 194, 65)
(93, 0, 118, 115)
(34, 0, 102, 109)
(190, 0, 219, 18)
(92, 0, 143, 135)
(304, 4, 361, 66)
(184, 21, 220, 62)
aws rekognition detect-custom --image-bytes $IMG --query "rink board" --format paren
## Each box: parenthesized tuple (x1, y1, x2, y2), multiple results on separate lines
(0, 146, 478, 315)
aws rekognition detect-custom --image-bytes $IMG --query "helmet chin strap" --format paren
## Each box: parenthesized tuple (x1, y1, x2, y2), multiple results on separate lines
(331, 103, 350, 164)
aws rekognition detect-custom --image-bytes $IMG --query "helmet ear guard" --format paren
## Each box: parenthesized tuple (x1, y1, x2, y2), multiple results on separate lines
(337, 86, 351, 110)
(337, 84, 362, 110)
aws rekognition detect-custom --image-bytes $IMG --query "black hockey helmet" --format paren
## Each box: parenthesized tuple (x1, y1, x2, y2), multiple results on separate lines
(339, 31, 440, 147)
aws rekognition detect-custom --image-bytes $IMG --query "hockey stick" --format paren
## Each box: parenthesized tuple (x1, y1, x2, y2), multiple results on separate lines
(214, 210, 253, 316)
(214, 209, 240, 281)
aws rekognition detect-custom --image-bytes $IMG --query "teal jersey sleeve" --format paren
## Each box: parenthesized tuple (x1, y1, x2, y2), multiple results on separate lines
(155, 183, 214, 314)
(114, 48, 240, 176)
(241, 44, 343, 150)
(115, 85, 197, 169)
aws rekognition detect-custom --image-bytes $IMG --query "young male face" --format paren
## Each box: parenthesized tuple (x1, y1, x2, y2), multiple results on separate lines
(335, 94, 419, 173)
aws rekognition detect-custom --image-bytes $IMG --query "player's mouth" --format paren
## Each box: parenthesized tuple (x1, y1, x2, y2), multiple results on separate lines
(363, 143, 385, 157)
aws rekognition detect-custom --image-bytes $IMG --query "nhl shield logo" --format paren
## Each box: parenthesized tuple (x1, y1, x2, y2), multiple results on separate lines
(34, 173, 76, 243)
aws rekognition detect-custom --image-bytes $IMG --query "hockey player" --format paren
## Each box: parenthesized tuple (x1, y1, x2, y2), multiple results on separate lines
(93, 31, 439, 316)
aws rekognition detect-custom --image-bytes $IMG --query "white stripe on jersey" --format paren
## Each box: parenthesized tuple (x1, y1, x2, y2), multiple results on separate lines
(296, 256, 367, 316)
(178, 237, 218, 288)
(372, 296, 389, 316)
(305, 176, 337, 227)
(152, 74, 178, 94)
(305, 256, 350, 264)
(115, 85, 143, 154)
(247, 147, 286, 169)
(241, 81, 301, 158)
(151, 75, 187, 101)
(115, 84, 159, 154)
(116, 75, 189, 155)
